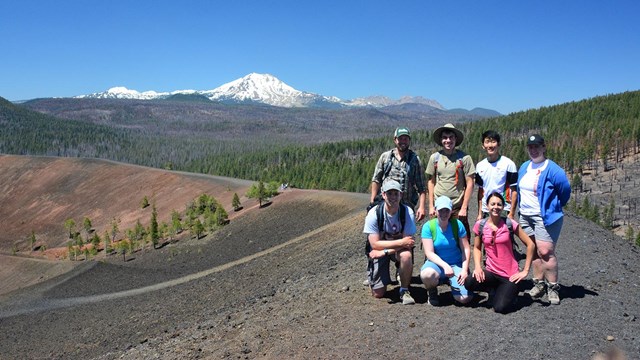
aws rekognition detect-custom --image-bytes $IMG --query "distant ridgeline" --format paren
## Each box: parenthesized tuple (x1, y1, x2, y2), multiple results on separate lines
(1, 91, 639, 194)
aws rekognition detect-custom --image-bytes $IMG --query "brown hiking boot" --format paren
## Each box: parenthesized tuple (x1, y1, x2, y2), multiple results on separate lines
(547, 283, 561, 305)
(528, 279, 546, 299)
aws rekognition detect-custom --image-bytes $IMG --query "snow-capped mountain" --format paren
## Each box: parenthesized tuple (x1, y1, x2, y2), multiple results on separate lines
(75, 86, 172, 100)
(74, 73, 446, 110)
(200, 73, 338, 107)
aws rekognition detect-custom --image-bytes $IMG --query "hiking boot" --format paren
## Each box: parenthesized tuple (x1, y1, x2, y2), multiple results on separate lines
(547, 283, 561, 305)
(528, 279, 546, 299)
(400, 289, 415, 305)
(427, 288, 439, 306)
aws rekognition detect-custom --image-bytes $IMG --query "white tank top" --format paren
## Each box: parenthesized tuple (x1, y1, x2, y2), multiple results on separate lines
(519, 160, 548, 215)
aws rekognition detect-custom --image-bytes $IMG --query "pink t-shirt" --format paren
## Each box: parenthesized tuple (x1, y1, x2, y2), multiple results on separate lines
(473, 219, 519, 278)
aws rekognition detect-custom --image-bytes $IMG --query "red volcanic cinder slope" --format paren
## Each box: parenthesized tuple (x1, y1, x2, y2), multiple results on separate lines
(0, 155, 254, 256)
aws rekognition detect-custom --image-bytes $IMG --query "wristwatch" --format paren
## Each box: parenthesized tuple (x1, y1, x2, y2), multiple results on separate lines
(383, 249, 389, 256)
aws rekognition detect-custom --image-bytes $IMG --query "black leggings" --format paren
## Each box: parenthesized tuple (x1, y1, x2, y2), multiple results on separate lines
(464, 270, 518, 314)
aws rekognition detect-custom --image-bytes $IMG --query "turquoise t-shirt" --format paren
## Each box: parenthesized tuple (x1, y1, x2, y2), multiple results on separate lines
(421, 219, 467, 265)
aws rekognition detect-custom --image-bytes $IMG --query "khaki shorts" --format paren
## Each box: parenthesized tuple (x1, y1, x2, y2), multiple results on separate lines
(519, 214, 563, 243)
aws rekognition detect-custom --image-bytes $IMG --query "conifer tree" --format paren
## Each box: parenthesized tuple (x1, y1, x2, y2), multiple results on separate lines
(590, 204, 601, 224)
(159, 222, 168, 240)
(192, 219, 205, 239)
(625, 225, 635, 243)
(214, 206, 229, 226)
(29, 231, 36, 252)
(83, 217, 92, 240)
(580, 196, 591, 218)
(103, 230, 111, 254)
(133, 220, 145, 241)
(67, 241, 76, 261)
(150, 205, 159, 249)
(141, 196, 150, 209)
(571, 174, 583, 195)
(110, 218, 120, 242)
(64, 219, 76, 239)
(247, 181, 267, 207)
(91, 233, 101, 248)
(171, 210, 183, 236)
(232, 193, 241, 211)
(602, 198, 616, 230)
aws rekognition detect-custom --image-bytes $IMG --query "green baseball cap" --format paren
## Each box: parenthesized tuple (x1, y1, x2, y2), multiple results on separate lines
(394, 127, 411, 138)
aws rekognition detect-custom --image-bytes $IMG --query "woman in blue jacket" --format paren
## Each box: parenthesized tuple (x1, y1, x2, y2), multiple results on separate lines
(517, 134, 571, 305)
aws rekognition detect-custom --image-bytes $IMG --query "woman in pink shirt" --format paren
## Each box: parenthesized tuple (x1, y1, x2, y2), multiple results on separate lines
(464, 192, 535, 313)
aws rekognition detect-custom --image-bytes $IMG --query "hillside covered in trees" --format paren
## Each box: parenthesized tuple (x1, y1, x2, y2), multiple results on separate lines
(2, 91, 640, 237)
(3, 96, 479, 173)
(4, 92, 638, 193)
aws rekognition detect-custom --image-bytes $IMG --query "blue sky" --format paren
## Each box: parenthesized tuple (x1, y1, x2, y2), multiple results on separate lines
(1, 0, 638, 114)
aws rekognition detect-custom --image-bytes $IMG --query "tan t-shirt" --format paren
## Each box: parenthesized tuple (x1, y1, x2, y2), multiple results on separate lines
(425, 150, 476, 208)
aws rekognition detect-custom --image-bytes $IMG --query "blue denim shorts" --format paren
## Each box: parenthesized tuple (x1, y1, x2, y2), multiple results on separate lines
(421, 261, 470, 296)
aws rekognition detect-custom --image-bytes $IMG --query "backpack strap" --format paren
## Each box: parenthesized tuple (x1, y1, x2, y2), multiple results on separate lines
(451, 218, 459, 242)
(428, 218, 458, 242)
(364, 204, 386, 256)
(505, 217, 518, 251)
(376, 203, 385, 236)
(433, 152, 441, 178)
(478, 217, 518, 251)
(428, 218, 437, 241)
(478, 217, 489, 243)
(454, 150, 464, 185)
(383, 149, 415, 192)
(398, 204, 406, 234)
(366, 203, 407, 256)
(376, 203, 407, 235)
(374, 150, 398, 202)
(382, 150, 395, 179)
(433, 150, 465, 186)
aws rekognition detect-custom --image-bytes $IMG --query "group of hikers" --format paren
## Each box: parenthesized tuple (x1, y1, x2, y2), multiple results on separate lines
(364, 124, 571, 313)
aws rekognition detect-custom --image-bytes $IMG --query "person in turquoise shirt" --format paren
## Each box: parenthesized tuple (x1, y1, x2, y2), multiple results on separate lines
(420, 196, 472, 306)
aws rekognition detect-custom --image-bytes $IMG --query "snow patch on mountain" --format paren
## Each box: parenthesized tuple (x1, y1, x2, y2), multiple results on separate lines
(74, 73, 449, 111)
(346, 95, 444, 110)
(200, 73, 331, 107)
(76, 87, 170, 100)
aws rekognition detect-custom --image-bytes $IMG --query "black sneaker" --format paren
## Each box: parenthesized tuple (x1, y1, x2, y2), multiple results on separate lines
(427, 288, 439, 306)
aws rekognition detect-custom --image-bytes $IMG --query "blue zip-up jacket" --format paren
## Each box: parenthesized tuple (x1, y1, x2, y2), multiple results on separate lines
(517, 159, 571, 226)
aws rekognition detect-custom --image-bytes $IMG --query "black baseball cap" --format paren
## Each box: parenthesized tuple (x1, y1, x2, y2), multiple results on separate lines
(527, 134, 545, 146)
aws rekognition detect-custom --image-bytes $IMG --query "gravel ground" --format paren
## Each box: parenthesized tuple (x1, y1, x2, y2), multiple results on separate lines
(0, 189, 638, 360)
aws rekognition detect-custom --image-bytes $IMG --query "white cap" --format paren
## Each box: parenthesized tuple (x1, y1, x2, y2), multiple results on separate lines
(434, 196, 452, 210)
(381, 179, 402, 193)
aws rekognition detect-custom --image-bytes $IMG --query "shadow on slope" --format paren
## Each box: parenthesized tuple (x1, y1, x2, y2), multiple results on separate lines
(3, 188, 369, 302)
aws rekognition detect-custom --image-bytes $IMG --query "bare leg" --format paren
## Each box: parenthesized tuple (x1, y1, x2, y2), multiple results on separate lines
(536, 240, 558, 283)
(397, 250, 413, 288)
(530, 235, 545, 280)
(371, 286, 386, 299)
(420, 268, 439, 289)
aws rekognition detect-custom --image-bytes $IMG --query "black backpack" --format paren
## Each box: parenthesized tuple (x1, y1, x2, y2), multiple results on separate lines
(364, 203, 407, 256)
